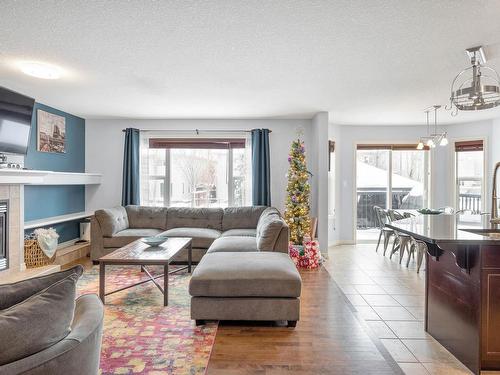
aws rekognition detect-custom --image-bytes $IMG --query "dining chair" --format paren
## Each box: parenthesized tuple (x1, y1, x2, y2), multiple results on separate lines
(387, 210, 416, 264)
(373, 206, 394, 255)
(409, 240, 426, 273)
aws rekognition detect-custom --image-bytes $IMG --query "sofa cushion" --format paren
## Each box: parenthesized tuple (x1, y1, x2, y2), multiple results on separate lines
(0, 265, 83, 310)
(256, 207, 280, 232)
(103, 228, 163, 248)
(189, 252, 301, 298)
(95, 206, 129, 237)
(126, 205, 168, 230)
(222, 206, 267, 230)
(221, 229, 257, 237)
(207, 236, 258, 253)
(160, 227, 221, 248)
(166, 207, 223, 230)
(0, 272, 80, 366)
(256, 208, 284, 250)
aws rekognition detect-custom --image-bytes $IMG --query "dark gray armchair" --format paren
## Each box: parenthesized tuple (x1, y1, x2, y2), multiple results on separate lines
(0, 294, 104, 375)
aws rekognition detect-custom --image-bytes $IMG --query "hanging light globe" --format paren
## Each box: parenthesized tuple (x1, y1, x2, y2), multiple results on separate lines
(439, 134, 449, 146)
(449, 46, 500, 113)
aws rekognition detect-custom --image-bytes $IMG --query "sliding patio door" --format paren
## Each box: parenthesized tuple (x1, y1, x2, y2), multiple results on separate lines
(356, 148, 390, 241)
(356, 145, 429, 242)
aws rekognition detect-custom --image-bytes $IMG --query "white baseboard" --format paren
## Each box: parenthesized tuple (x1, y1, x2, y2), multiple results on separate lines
(329, 240, 356, 246)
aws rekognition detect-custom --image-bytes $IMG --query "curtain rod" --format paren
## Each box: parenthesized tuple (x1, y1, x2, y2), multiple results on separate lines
(121, 128, 272, 133)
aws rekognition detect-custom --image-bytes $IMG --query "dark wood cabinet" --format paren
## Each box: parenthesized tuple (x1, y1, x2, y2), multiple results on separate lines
(425, 242, 500, 374)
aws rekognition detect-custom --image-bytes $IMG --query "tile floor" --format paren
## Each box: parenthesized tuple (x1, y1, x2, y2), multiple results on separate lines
(325, 244, 475, 375)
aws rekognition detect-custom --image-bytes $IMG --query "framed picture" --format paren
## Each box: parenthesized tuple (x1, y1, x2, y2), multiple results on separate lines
(37, 109, 66, 153)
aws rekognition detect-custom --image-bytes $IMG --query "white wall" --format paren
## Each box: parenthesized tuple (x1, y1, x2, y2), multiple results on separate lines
(85, 118, 313, 216)
(332, 119, 495, 243)
(85, 115, 498, 247)
(328, 122, 340, 246)
(489, 119, 500, 214)
(310, 112, 329, 255)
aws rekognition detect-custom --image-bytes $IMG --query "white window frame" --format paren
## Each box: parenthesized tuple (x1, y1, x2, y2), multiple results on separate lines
(353, 142, 431, 243)
(143, 146, 243, 208)
(450, 136, 487, 214)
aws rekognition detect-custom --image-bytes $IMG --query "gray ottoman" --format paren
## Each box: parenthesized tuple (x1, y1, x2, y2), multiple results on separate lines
(189, 252, 301, 327)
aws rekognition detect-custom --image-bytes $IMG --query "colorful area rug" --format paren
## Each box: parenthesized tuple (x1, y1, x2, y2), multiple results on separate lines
(77, 265, 217, 374)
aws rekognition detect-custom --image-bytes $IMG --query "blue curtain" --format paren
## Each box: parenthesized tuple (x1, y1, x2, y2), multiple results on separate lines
(251, 129, 271, 206)
(121, 128, 140, 206)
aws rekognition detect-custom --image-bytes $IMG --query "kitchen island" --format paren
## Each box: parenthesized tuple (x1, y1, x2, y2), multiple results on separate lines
(387, 214, 500, 374)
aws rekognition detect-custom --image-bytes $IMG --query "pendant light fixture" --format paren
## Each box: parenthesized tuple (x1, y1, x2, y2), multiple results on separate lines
(447, 46, 500, 115)
(417, 105, 447, 149)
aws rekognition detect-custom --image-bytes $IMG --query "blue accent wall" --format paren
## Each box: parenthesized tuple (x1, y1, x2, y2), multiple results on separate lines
(24, 103, 86, 243)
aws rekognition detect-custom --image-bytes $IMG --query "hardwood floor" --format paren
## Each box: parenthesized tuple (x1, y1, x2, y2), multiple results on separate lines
(67, 255, 403, 374)
(207, 267, 402, 374)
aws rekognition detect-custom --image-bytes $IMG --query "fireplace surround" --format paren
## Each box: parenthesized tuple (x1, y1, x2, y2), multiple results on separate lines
(0, 185, 24, 280)
(0, 200, 7, 271)
(0, 184, 62, 283)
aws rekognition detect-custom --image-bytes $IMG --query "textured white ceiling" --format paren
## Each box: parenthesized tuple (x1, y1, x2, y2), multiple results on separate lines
(1, 0, 500, 124)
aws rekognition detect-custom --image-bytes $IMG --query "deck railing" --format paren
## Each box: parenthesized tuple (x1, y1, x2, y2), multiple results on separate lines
(458, 193, 481, 214)
(357, 189, 481, 229)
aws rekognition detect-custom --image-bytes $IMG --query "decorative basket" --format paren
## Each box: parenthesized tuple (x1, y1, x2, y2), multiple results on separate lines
(24, 238, 56, 268)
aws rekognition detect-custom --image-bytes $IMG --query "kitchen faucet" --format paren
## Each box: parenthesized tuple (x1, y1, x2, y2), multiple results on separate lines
(492, 162, 500, 224)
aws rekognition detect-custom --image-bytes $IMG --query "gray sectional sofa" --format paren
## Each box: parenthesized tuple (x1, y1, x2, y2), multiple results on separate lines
(91, 205, 301, 326)
(91, 205, 290, 262)
(189, 251, 301, 327)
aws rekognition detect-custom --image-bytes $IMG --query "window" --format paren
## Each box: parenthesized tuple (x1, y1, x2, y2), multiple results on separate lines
(455, 140, 484, 224)
(356, 144, 430, 241)
(140, 137, 251, 208)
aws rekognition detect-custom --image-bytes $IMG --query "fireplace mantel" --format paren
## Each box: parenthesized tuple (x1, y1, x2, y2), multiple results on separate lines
(0, 169, 101, 185)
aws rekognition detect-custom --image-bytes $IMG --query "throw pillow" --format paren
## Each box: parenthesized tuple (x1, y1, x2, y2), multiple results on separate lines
(0, 272, 79, 365)
(0, 265, 83, 310)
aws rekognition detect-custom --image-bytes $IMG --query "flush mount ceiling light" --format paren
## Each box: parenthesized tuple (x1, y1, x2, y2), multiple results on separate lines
(417, 105, 448, 150)
(447, 46, 500, 115)
(19, 61, 62, 79)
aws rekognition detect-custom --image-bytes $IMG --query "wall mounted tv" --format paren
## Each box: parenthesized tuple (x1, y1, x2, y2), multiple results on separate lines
(0, 86, 35, 155)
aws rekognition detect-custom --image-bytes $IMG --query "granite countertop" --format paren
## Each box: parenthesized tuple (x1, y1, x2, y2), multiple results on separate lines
(386, 214, 500, 243)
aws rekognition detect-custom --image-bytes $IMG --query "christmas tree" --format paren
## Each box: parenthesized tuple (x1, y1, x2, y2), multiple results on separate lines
(284, 138, 311, 245)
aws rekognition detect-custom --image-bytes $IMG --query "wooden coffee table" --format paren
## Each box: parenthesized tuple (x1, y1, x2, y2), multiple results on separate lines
(98, 237, 192, 306)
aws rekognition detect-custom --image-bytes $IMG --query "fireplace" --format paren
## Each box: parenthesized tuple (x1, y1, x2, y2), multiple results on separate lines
(0, 201, 7, 271)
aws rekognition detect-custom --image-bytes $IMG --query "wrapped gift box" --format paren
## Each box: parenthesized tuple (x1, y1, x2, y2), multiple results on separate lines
(289, 240, 321, 269)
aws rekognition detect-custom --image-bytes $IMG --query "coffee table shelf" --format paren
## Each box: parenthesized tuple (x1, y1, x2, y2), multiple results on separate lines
(98, 237, 192, 306)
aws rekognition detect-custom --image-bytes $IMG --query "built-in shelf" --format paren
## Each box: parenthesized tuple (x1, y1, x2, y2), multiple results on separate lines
(24, 211, 94, 229)
(55, 241, 90, 266)
(0, 169, 102, 185)
(57, 241, 90, 257)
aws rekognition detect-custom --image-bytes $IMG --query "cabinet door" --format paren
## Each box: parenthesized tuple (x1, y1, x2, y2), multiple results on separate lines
(482, 269, 500, 368)
(427, 243, 480, 373)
